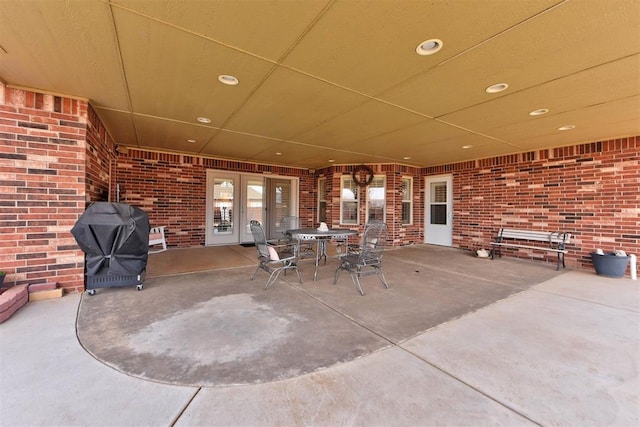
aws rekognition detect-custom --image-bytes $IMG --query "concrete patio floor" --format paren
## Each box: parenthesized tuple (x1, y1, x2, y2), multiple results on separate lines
(1, 245, 638, 426)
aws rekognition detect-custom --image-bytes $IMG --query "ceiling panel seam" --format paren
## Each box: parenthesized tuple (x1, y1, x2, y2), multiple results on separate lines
(372, 0, 572, 104)
(108, 108, 398, 162)
(107, 1, 138, 146)
(273, 0, 335, 64)
(107, 0, 279, 66)
(107, 0, 439, 124)
(434, 53, 640, 122)
(437, 0, 570, 67)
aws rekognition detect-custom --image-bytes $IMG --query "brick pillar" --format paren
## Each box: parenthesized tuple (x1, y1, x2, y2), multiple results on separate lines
(0, 83, 87, 292)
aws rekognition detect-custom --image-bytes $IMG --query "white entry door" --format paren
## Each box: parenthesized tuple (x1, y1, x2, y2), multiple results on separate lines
(425, 174, 453, 246)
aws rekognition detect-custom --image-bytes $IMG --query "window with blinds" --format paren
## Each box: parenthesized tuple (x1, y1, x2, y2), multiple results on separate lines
(340, 176, 359, 224)
(430, 182, 447, 225)
(367, 176, 385, 222)
(402, 177, 412, 225)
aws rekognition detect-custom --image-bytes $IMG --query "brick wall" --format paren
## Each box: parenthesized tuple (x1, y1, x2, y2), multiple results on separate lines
(85, 105, 116, 203)
(113, 151, 427, 248)
(426, 136, 640, 269)
(383, 164, 423, 245)
(0, 84, 86, 292)
(298, 168, 316, 228)
(316, 164, 423, 245)
(2, 84, 636, 288)
(114, 150, 315, 247)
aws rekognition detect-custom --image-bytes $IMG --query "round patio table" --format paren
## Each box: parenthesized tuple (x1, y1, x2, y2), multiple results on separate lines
(286, 228, 358, 281)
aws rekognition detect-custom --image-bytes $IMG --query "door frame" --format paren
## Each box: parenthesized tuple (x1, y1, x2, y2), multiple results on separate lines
(205, 170, 299, 245)
(424, 174, 453, 246)
(265, 177, 297, 241)
(205, 171, 241, 245)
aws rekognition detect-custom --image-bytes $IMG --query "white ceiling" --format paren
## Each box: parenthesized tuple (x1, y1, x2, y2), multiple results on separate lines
(1, 0, 639, 169)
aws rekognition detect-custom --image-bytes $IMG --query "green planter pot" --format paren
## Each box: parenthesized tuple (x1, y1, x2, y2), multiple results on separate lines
(591, 253, 629, 278)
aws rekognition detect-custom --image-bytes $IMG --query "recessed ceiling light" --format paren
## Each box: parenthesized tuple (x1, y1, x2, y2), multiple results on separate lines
(558, 125, 575, 131)
(529, 108, 549, 116)
(187, 139, 196, 143)
(328, 159, 335, 163)
(197, 117, 211, 124)
(403, 156, 411, 160)
(416, 38, 443, 56)
(485, 83, 509, 94)
(275, 152, 282, 156)
(218, 75, 239, 86)
(462, 145, 473, 149)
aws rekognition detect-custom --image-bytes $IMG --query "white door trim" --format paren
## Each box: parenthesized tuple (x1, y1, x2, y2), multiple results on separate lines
(205, 170, 299, 245)
(424, 174, 453, 246)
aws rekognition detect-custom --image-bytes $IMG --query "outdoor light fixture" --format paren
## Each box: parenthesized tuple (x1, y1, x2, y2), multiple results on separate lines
(485, 83, 509, 93)
(218, 75, 239, 86)
(416, 38, 443, 56)
(529, 108, 549, 116)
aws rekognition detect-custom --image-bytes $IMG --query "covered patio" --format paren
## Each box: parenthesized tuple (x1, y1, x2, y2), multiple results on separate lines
(0, 1, 638, 294)
(2, 245, 638, 425)
(0, 2, 639, 425)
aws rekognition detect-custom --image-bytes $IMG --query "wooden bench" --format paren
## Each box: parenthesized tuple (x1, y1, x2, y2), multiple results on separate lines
(490, 228, 571, 270)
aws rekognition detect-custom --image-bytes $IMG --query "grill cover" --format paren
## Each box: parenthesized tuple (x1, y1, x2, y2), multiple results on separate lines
(71, 202, 150, 276)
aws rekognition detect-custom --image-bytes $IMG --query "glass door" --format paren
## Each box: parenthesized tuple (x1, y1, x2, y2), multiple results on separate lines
(206, 170, 298, 245)
(241, 177, 265, 243)
(206, 172, 239, 245)
(267, 178, 294, 241)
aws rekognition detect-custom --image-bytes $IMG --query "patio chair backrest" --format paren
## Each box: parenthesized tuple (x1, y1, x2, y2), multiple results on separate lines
(280, 216, 299, 232)
(250, 220, 271, 260)
(275, 216, 299, 244)
(333, 221, 389, 295)
(249, 220, 302, 289)
(358, 221, 387, 263)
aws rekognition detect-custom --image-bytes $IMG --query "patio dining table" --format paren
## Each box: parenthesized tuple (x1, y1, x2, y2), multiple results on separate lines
(286, 228, 358, 281)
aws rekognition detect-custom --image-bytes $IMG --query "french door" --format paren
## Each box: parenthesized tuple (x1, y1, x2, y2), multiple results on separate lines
(205, 171, 298, 245)
(206, 172, 240, 245)
(267, 178, 294, 239)
(425, 174, 453, 246)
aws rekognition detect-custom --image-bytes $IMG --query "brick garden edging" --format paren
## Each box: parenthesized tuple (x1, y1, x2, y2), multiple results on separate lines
(0, 282, 63, 323)
(0, 284, 29, 323)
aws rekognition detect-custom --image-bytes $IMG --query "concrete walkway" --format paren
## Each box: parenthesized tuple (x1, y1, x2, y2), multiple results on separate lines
(1, 269, 638, 426)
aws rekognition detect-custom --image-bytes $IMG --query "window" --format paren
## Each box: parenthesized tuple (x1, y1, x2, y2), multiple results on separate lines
(402, 177, 412, 225)
(213, 178, 234, 233)
(318, 177, 327, 223)
(366, 175, 385, 222)
(340, 176, 358, 224)
(430, 181, 448, 225)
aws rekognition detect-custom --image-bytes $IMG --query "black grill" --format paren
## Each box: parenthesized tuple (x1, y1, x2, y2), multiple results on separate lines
(71, 202, 150, 295)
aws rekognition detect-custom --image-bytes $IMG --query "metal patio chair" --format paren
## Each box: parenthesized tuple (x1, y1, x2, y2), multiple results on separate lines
(337, 219, 383, 257)
(250, 220, 302, 289)
(271, 216, 299, 244)
(271, 215, 298, 256)
(333, 221, 389, 296)
(276, 215, 316, 260)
